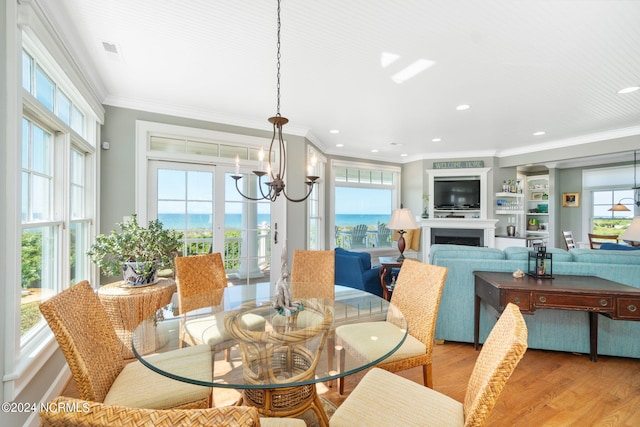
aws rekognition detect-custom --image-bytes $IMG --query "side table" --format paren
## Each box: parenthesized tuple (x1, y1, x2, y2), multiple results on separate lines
(378, 256, 404, 301)
(97, 278, 176, 359)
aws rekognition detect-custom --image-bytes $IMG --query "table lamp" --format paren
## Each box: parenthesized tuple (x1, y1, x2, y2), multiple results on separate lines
(387, 208, 418, 261)
(620, 217, 640, 246)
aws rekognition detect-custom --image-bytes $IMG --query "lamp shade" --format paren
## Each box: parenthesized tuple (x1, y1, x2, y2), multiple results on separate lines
(387, 208, 418, 231)
(621, 217, 640, 242)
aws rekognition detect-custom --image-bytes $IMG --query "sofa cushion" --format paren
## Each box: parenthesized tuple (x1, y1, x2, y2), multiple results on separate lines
(570, 248, 640, 264)
(430, 244, 505, 263)
(503, 246, 573, 262)
(335, 247, 372, 270)
(600, 242, 640, 251)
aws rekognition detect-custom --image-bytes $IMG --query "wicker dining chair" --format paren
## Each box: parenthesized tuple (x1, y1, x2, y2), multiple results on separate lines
(330, 303, 528, 426)
(290, 249, 335, 300)
(175, 253, 264, 358)
(289, 249, 336, 386)
(40, 396, 306, 427)
(39, 281, 212, 410)
(336, 259, 448, 394)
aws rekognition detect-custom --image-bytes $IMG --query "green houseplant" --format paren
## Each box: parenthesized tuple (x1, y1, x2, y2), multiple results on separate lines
(87, 214, 183, 285)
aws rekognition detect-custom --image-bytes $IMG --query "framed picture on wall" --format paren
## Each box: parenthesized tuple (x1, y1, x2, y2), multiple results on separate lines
(562, 192, 580, 207)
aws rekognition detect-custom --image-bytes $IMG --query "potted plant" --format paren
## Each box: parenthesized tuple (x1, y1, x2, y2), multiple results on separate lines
(87, 214, 183, 285)
(421, 194, 430, 218)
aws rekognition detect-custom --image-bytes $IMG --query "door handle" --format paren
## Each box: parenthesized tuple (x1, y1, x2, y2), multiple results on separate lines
(274, 222, 278, 244)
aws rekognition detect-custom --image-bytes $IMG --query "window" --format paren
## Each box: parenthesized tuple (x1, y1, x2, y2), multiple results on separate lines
(584, 166, 636, 237)
(332, 161, 400, 249)
(592, 189, 634, 236)
(22, 50, 86, 137)
(21, 118, 60, 341)
(16, 39, 97, 357)
(307, 148, 325, 249)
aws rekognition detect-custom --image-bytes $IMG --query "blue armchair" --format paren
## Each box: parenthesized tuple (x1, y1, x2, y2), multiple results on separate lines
(334, 248, 382, 297)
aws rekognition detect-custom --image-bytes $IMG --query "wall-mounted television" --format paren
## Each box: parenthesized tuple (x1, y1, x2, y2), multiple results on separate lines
(434, 179, 481, 210)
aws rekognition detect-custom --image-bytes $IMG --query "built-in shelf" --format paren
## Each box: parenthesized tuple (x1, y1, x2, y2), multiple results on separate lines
(496, 192, 523, 198)
(496, 209, 524, 215)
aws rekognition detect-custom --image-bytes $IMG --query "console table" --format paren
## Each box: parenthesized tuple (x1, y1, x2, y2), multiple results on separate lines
(473, 271, 640, 361)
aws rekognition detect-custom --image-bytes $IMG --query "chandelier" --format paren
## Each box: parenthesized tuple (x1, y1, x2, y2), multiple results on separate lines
(609, 150, 640, 212)
(232, 0, 318, 203)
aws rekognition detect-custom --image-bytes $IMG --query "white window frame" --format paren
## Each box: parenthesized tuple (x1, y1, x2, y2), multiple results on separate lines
(2, 14, 101, 402)
(307, 147, 326, 249)
(329, 159, 401, 250)
(582, 165, 638, 240)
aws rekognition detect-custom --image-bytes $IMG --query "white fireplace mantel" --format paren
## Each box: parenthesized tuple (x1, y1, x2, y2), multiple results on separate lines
(419, 218, 499, 262)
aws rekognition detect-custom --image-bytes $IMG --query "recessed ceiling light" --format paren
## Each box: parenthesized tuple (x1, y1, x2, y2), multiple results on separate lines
(533, 131, 546, 136)
(618, 86, 639, 94)
(456, 104, 471, 111)
(329, 129, 340, 134)
(400, 153, 408, 157)
(380, 52, 400, 68)
(336, 144, 344, 148)
(371, 149, 379, 153)
(391, 59, 436, 84)
(432, 138, 442, 142)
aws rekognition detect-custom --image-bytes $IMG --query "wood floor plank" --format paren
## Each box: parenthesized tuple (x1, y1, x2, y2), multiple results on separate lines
(60, 341, 640, 425)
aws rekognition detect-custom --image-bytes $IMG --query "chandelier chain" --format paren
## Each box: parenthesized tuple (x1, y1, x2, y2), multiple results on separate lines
(276, 0, 281, 116)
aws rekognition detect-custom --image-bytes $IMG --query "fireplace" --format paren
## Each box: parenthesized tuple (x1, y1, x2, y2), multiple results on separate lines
(431, 228, 484, 247)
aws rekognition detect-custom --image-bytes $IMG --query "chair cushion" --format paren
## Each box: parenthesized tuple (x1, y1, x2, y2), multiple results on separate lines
(183, 312, 265, 346)
(104, 344, 212, 409)
(336, 322, 425, 363)
(330, 368, 464, 426)
(260, 418, 307, 427)
(600, 242, 640, 251)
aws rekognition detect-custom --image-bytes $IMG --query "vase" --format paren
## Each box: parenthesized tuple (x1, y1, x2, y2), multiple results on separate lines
(122, 261, 157, 286)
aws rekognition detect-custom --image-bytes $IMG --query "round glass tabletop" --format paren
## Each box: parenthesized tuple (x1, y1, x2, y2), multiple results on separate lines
(131, 283, 407, 389)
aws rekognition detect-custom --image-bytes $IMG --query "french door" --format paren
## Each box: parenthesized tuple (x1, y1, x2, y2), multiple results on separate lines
(147, 160, 284, 284)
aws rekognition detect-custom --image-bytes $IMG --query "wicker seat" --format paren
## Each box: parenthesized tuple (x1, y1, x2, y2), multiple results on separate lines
(175, 253, 265, 356)
(588, 233, 619, 249)
(336, 259, 448, 394)
(39, 281, 211, 410)
(330, 303, 528, 426)
(40, 396, 305, 427)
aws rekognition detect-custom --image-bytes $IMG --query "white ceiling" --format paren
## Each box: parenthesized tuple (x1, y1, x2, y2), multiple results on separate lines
(40, 0, 640, 164)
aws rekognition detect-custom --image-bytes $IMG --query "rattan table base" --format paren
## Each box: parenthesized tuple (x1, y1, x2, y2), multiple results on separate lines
(242, 385, 329, 427)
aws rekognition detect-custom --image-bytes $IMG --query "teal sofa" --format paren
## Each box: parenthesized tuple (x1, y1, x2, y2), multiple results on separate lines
(429, 244, 640, 358)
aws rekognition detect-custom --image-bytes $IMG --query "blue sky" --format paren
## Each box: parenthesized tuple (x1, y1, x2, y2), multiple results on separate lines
(335, 187, 392, 215)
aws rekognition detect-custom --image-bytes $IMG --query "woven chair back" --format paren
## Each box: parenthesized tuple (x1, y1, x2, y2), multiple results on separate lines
(40, 396, 260, 427)
(463, 303, 528, 426)
(39, 281, 125, 403)
(291, 249, 335, 300)
(389, 259, 448, 347)
(175, 253, 227, 314)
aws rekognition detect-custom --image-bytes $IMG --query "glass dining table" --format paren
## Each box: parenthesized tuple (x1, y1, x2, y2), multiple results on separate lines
(131, 283, 407, 426)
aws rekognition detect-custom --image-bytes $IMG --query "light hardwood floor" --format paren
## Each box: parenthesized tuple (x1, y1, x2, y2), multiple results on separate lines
(62, 341, 640, 426)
